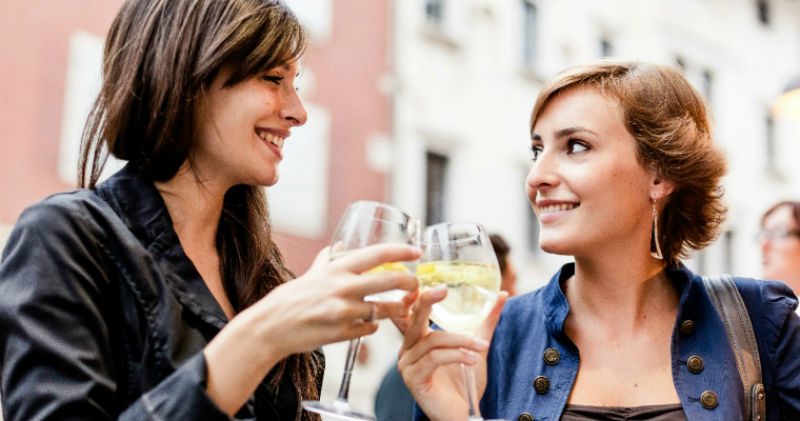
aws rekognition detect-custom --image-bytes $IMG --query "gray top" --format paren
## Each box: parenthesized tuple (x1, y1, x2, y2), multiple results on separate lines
(560, 403, 687, 421)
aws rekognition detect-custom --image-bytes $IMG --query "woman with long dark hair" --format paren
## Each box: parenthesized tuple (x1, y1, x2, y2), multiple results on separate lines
(0, 1, 418, 419)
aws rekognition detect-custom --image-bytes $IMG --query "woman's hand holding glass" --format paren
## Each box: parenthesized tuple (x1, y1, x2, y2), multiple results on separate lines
(205, 241, 419, 416)
(398, 222, 508, 421)
(251, 242, 420, 357)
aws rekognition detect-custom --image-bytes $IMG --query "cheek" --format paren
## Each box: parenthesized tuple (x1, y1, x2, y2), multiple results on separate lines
(784, 242, 800, 258)
(605, 165, 652, 205)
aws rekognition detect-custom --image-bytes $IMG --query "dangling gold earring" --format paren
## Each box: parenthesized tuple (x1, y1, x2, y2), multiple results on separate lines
(650, 198, 664, 260)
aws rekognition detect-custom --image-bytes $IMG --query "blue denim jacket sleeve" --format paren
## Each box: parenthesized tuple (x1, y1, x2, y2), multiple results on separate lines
(752, 279, 800, 419)
(0, 198, 230, 420)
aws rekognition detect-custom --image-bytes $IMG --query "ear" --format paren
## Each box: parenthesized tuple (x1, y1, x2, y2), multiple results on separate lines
(650, 177, 676, 201)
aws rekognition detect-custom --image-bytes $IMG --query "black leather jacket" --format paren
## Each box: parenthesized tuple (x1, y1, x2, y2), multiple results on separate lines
(0, 164, 322, 420)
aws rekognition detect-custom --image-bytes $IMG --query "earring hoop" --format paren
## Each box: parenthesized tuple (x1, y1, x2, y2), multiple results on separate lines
(650, 198, 664, 260)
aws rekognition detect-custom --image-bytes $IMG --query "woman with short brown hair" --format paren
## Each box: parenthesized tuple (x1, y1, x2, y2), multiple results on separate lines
(399, 61, 800, 421)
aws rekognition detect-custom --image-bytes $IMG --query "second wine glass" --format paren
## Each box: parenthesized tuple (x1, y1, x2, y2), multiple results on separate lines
(302, 200, 419, 421)
(417, 222, 501, 421)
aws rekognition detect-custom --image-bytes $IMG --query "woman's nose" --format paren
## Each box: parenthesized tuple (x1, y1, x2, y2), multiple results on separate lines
(281, 88, 307, 127)
(526, 150, 559, 191)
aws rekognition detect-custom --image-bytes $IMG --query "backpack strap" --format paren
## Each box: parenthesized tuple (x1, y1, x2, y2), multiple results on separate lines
(702, 275, 766, 421)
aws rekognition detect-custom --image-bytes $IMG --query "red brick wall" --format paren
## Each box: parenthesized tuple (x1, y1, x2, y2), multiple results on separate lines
(0, 0, 392, 276)
(0, 1, 123, 224)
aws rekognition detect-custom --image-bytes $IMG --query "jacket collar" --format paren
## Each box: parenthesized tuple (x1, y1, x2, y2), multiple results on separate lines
(542, 261, 697, 337)
(94, 164, 229, 327)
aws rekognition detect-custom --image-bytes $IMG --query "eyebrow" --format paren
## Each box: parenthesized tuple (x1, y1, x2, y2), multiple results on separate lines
(531, 126, 598, 141)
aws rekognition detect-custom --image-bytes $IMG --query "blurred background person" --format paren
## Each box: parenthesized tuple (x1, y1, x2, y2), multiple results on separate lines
(760, 201, 800, 296)
(490, 233, 518, 297)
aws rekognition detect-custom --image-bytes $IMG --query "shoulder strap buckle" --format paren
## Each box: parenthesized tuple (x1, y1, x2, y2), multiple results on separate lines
(702, 275, 766, 421)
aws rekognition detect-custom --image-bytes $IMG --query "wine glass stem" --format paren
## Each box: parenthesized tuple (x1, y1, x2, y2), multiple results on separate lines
(336, 337, 362, 402)
(461, 362, 483, 421)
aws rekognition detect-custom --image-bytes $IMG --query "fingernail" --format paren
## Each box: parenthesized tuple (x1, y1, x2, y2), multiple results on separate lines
(430, 285, 447, 298)
(465, 350, 479, 363)
(473, 338, 489, 350)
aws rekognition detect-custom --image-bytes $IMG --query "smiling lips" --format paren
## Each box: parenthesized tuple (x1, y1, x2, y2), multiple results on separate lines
(256, 129, 286, 158)
(257, 130, 285, 149)
(536, 200, 580, 222)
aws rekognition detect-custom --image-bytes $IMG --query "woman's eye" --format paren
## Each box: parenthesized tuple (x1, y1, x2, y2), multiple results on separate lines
(262, 75, 284, 85)
(567, 139, 589, 154)
(530, 145, 543, 162)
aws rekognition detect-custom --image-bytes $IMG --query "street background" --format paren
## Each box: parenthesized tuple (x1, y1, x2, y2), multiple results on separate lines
(1, 0, 799, 418)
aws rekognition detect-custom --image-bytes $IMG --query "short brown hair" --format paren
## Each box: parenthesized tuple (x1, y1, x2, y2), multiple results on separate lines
(530, 61, 728, 264)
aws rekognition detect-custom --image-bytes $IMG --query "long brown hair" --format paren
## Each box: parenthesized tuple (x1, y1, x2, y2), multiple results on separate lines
(530, 61, 728, 264)
(78, 0, 320, 418)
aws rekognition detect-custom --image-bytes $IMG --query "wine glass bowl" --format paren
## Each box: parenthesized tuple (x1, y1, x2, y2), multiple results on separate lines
(331, 200, 420, 302)
(417, 222, 501, 421)
(418, 222, 501, 335)
(303, 200, 420, 421)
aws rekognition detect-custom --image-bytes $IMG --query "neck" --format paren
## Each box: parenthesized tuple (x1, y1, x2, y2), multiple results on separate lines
(154, 165, 229, 253)
(566, 254, 676, 331)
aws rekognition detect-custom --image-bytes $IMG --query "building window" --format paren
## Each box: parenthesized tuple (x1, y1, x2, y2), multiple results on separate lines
(675, 56, 686, 72)
(723, 230, 734, 273)
(0, 223, 12, 251)
(522, 0, 538, 65)
(765, 112, 776, 171)
(425, 151, 449, 225)
(695, 249, 707, 274)
(59, 32, 103, 185)
(425, 0, 445, 24)
(600, 37, 613, 58)
(284, 0, 333, 41)
(270, 103, 331, 238)
(701, 68, 713, 104)
(757, 0, 770, 25)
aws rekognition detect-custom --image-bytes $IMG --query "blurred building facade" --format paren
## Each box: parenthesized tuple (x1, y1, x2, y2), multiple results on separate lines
(1, 0, 800, 419)
(391, 0, 800, 293)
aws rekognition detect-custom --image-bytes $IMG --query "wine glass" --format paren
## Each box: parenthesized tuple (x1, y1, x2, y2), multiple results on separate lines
(417, 222, 502, 421)
(303, 200, 420, 421)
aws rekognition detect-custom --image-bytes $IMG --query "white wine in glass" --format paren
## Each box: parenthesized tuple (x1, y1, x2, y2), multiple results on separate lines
(418, 222, 502, 421)
(303, 200, 420, 421)
(416, 260, 500, 335)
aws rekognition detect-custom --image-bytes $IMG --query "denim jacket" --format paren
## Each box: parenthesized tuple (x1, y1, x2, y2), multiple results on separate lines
(416, 263, 800, 421)
(0, 165, 322, 420)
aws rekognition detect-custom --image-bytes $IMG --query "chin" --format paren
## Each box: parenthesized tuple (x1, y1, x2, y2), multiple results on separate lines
(255, 172, 279, 187)
(538, 237, 573, 256)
